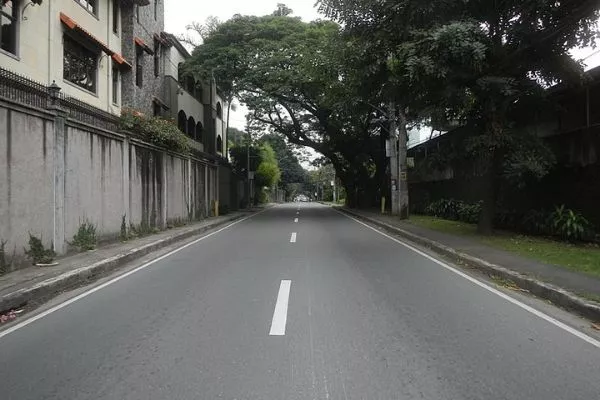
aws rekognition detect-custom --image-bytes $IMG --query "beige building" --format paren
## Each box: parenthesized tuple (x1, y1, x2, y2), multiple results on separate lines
(0, 0, 130, 113)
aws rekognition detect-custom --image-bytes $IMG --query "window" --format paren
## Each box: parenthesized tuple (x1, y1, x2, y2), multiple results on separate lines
(1, 0, 18, 55)
(112, 63, 119, 104)
(136, 46, 143, 87)
(216, 102, 223, 119)
(75, 0, 97, 15)
(154, 0, 158, 20)
(112, 0, 119, 34)
(153, 102, 161, 117)
(177, 110, 187, 133)
(153, 39, 159, 77)
(63, 34, 98, 93)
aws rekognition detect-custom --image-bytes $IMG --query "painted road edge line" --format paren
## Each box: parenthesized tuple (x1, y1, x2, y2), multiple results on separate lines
(0, 208, 269, 341)
(335, 209, 600, 350)
(269, 280, 292, 336)
(290, 232, 297, 243)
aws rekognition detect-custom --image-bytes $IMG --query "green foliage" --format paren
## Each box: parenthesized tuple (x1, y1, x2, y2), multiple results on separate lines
(71, 219, 97, 251)
(421, 200, 596, 242)
(255, 143, 281, 188)
(260, 134, 307, 187)
(25, 234, 55, 265)
(424, 199, 482, 224)
(120, 215, 128, 241)
(218, 204, 230, 215)
(120, 109, 190, 154)
(318, 0, 600, 227)
(549, 205, 594, 242)
(0, 239, 10, 275)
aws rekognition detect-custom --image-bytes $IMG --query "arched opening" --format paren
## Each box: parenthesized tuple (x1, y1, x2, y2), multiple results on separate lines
(216, 102, 223, 119)
(196, 122, 204, 143)
(177, 110, 187, 133)
(177, 63, 185, 85)
(216, 135, 223, 154)
(187, 116, 196, 139)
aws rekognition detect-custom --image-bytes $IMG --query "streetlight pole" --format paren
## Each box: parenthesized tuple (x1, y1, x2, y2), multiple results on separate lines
(389, 101, 400, 215)
(246, 117, 252, 210)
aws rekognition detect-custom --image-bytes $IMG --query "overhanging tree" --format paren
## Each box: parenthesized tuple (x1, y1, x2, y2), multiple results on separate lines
(319, 0, 600, 232)
(187, 13, 387, 207)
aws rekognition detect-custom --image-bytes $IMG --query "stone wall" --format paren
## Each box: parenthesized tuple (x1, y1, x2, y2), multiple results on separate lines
(121, 1, 166, 115)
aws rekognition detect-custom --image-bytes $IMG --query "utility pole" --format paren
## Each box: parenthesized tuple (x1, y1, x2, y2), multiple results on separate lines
(246, 117, 252, 210)
(388, 103, 409, 218)
(398, 110, 409, 219)
(389, 101, 400, 215)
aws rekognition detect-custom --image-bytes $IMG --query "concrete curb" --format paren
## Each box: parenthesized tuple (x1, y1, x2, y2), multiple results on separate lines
(0, 213, 248, 314)
(338, 207, 600, 322)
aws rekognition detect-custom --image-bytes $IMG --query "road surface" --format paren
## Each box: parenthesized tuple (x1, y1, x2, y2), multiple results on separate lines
(1, 203, 599, 399)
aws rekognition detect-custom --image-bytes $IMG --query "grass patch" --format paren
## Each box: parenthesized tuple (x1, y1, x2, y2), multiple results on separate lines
(407, 215, 600, 278)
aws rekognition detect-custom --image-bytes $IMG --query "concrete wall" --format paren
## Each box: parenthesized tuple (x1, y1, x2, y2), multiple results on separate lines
(0, 105, 55, 256)
(64, 124, 125, 239)
(0, 0, 124, 114)
(0, 98, 219, 267)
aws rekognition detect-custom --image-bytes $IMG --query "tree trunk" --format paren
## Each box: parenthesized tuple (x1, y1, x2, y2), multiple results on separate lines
(477, 108, 504, 235)
(477, 160, 497, 235)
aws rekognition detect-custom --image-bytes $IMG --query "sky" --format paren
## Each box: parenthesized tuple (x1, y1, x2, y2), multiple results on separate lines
(165, 1, 600, 145)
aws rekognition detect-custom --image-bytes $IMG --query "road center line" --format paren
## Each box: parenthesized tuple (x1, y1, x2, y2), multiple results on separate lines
(290, 232, 297, 243)
(269, 280, 292, 336)
(294, 218, 298, 223)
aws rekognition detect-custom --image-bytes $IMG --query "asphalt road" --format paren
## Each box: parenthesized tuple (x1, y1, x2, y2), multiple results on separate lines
(1, 203, 599, 399)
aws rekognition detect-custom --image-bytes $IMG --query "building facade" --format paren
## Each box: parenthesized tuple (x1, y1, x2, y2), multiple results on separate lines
(159, 32, 228, 157)
(0, 0, 135, 114)
(1, 0, 228, 156)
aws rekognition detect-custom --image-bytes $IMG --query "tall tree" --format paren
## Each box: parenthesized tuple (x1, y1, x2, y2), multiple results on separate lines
(319, 0, 600, 232)
(260, 134, 307, 189)
(187, 14, 386, 208)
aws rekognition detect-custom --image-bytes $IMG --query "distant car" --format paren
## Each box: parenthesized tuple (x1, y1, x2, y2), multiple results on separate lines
(294, 195, 309, 202)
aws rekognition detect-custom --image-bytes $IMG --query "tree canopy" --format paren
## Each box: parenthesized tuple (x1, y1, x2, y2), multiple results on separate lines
(187, 1, 600, 231)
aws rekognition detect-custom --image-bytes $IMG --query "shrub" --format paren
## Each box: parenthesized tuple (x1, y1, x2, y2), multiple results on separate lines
(219, 204, 230, 215)
(120, 215, 128, 241)
(549, 205, 594, 242)
(71, 219, 97, 251)
(25, 234, 55, 265)
(120, 109, 190, 154)
(0, 239, 9, 275)
(424, 199, 481, 223)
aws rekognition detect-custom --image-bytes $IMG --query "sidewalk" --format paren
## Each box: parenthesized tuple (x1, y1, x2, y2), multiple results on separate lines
(339, 207, 600, 320)
(0, 211, 256, 314)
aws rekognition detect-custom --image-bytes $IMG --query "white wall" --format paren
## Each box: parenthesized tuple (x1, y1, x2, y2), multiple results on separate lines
(0, 0, 122, 114)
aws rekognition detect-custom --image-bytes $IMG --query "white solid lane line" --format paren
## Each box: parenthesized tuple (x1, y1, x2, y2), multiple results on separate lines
(336, 210, 600, 350)
(294, 218, 298, 223)
(269, 280, 292, 336)
(290, 232, 297, 243)
(0, 210, 269, 341)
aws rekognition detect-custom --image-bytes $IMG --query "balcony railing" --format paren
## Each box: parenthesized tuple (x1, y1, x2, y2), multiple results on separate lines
(0, 67, 119, 131)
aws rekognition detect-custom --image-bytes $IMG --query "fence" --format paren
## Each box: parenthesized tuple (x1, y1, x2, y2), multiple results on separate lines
(0, 67, 119, 130)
